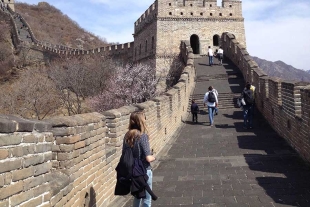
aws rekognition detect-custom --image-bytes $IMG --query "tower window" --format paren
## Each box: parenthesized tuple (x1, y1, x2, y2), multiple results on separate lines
(151, 36, 155, 49)
(181, 12, 183, 15)
(169, 12, 172, 15)
(200, 12, 203, 16)
(210, 13, 213, 16)
(169, 3, 171, 6)
(139, 44, 141, 55)
(219, 13, 222, 16)
(191, 12, 193, 16)
(190, 4, 193, 7)
(230, 13, 232, 16)
(229, 5, 232, 8)
(145, 40, 148, 52)
(210, 4, 212, 7)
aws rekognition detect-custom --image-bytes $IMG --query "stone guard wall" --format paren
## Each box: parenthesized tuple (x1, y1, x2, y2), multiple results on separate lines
(0, 41, 195, 207)
(222, 32, 310, 163)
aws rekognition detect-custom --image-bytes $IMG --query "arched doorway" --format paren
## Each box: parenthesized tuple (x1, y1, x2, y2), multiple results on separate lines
(190, 34, 200, 54)
(213, 35, 220, 46)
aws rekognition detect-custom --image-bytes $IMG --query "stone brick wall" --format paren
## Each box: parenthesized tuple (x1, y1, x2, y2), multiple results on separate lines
(222, 32, 310, 163)
(0, 41, 195, 207)
(0, 116, 53, 207)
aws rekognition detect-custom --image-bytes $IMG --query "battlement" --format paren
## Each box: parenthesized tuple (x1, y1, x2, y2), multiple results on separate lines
(157, 0, 242, 19)
(134, 2, 158, 35)
(222, 33, 310, 163)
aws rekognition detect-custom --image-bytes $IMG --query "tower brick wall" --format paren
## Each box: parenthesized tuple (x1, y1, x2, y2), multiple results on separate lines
(3, 0, 14, 11)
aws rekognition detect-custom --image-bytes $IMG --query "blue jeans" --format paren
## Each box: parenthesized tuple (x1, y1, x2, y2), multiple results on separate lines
(215, 107, 218, 115)
(208, 56, 213, 65)
(208, 106, 215, 125)
(133, 169, 153, 207)
(243, 105, 253, 128)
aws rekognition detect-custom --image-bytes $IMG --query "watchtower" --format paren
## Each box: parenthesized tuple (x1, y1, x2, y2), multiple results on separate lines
(2, 0, 15, 11)
(133, 0, 246, 68)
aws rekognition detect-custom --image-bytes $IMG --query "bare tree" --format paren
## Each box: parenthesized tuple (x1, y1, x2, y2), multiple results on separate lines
(88, 63, 167, 112)
(48, 56, 114, 115)
(0, 67, 61, 119)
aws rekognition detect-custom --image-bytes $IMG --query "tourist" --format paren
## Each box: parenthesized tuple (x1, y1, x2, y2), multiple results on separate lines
(203, 86, 218, 126)
(191, 99, 199, 123)
(125, 112, 156, 207)
(208, 46, 214, 66)
(240, 83, 254, 129)
(217, 46, 224, 65)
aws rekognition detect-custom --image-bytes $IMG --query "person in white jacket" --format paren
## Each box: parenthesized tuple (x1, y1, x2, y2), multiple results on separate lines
(203, 86, 218, 126)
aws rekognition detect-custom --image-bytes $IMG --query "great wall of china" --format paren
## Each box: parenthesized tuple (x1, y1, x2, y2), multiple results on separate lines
(1, 0, 310, 206)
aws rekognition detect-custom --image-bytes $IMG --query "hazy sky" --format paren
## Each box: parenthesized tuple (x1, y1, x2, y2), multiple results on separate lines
(17, 0, 310, 71)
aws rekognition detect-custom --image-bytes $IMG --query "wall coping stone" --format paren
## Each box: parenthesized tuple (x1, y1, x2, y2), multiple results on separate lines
(301, 85, 310, 92)
(152, 96, 169, 103)
(227, 33, 235, 39)
(188, 53, 194, 59)
(253, 68, 268, 77)
(243, 55, 252, 62)
(269, 77, 282, 83)
(240, 49, 249, 56)
(165, 88, 178, 96)
(0, 115, 51, 133)
(174, 82, 186, 90)
(103, 109, 122, 119)
(135, 101, 156, 110)
(47, 113, 103, 127)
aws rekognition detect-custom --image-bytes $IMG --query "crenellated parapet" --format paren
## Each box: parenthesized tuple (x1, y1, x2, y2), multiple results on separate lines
(157, 0, 243, 20)
(222, 32, 310, 163)
(0, 41, 196, 207)
(134, 2, 158, 36)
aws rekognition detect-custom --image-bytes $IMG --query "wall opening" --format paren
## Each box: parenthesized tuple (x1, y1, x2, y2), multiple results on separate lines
(213, 35, 220, 46)
(190, 34, 200, 54)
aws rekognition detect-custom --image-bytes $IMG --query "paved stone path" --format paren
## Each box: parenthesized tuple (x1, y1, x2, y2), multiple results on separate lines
(125, 57, 310, 207)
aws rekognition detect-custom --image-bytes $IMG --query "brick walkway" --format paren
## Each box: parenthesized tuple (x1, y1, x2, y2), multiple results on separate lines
(125, 57, 310, 207)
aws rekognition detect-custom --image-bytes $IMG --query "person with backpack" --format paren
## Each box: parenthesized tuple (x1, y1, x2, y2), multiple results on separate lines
(116, 111, 156, 207)
(240, 83, 254, 129)
(203, 86, 218, 126)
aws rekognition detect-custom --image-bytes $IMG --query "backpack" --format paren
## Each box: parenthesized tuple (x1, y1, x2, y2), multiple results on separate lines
(115, 142, 134, 195)
(208, 91, 216, 103)
(244, 90, 254, 105)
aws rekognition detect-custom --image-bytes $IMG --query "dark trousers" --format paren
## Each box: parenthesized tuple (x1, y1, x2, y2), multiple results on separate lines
(243, 105, 253, 128)
(192, 113, 198, 122)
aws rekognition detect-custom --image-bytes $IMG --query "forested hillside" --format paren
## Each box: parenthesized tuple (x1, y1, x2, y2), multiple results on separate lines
(15, 2, 108, 50)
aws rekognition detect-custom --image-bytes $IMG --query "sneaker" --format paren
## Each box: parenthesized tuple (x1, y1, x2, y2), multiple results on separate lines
(249, 126, 253, 129)
(243, 126, 247, 129)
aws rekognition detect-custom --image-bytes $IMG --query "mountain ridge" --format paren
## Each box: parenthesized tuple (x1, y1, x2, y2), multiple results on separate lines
(252, 56, 310, 83)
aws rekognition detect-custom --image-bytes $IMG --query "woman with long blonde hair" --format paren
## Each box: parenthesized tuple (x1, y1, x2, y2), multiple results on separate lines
(125, 111, 156, 207)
